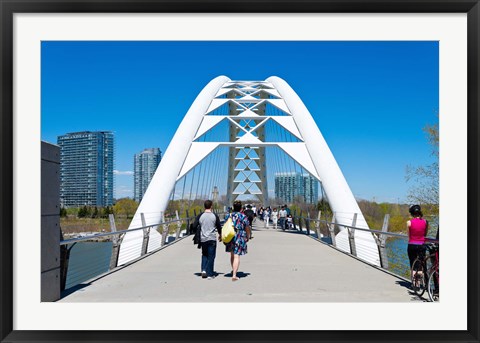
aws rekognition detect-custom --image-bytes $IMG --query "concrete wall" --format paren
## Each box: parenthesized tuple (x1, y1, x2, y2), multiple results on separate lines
(41, 141, 61, 301)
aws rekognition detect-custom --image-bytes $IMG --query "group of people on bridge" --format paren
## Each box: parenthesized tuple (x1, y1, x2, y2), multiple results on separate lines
(192, 199, 438, 293)
(227, 203, 294, 230)
(192, 200, 251, 282)
(255, 205, 294, 230)
(192, 200, 296, 282)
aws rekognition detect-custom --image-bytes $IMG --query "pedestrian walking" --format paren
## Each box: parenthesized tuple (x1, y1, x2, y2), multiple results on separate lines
(264, 207, 270, 227)
(271, 208, 278, 229)
(193, 199, 222, 280)
(278, 206, 287, 230)
(225, 200, 251, 281)
(244, 204, 255, 238)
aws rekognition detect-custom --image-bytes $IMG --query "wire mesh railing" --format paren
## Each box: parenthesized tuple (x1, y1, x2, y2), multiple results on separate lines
(59, 210, 221, 292)
(60, 207, 437, 293)
(268, 211, 438, 280)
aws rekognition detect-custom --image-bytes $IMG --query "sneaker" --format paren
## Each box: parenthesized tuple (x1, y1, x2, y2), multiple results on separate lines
(207, 276, 215, 280)
(201, 271, 207, 279)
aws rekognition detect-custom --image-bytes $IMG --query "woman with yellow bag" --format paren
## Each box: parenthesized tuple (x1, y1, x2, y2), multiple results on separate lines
(224, 200, 251, 281)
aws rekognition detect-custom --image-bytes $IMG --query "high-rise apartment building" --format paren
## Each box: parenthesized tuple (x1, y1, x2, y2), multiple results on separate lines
(58, 131, 114, 207)
(134, 148, 162, 202)
(274, 172, 319, 204)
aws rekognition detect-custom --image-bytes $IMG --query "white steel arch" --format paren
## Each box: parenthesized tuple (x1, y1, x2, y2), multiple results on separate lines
(267, 76, 379, 264)
(117, 76, 229, 266)
(118, 76, 380, 266)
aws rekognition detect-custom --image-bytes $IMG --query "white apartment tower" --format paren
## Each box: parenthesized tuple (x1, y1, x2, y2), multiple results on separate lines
(134, 148, 161, 202)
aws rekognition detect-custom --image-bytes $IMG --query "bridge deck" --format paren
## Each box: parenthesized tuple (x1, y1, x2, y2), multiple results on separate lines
(59, 222, 417, 302)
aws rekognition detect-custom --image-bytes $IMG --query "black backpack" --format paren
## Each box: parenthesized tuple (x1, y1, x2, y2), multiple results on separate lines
(191, 213, 202, 249)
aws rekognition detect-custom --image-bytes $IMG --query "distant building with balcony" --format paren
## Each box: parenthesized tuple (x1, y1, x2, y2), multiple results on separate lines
(58, 131, 114, 207)
(134, 148, 162, 202)
(274, 172, 319, 204)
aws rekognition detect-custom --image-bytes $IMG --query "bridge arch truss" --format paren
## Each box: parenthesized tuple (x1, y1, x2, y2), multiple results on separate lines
(118, 76, 380, 266)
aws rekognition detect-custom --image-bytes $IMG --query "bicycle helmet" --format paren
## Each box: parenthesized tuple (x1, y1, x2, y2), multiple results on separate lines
(409, 204, 422, 216)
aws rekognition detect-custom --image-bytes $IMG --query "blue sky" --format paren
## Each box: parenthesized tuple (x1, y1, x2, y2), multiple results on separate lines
(41, 41, 438, 202)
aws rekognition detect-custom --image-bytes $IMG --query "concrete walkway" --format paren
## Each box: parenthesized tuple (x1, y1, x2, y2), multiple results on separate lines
(59, 221, 419, 302)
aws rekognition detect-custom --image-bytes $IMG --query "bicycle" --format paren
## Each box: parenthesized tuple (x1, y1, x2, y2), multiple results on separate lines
(426, 242, 439, 302)
(410, 242, 438, 298)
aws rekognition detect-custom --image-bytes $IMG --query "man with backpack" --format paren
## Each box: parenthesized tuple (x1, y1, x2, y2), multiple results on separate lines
(193, 200, 222, 280)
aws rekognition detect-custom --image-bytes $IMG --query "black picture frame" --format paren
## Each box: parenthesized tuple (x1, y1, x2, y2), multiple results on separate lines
(1, 1, 479, 342)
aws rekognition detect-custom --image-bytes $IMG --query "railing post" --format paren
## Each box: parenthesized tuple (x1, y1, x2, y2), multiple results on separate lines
(374, 214, 390, 269)
(186, 210, 193, 234)
(298, 211, 303, 232)
(60, 232, 69, 292)
(315, 211, 322, 238)
(305, 212, 310, 235)
(61, 242, 77, 291)
(329, 212, 337, 247)
(161, 212, 169, 246)
(140, 213, 150, 256)
(348, 213, 358, 257)
(109, 214, 124, 270)
(175, 210, 182, 238)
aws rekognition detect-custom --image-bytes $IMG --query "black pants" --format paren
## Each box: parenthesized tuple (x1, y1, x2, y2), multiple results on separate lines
(407, 244, 426, 268)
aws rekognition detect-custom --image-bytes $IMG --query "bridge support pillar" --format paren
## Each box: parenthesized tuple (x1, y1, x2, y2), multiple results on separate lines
(41, 142, 61, 301)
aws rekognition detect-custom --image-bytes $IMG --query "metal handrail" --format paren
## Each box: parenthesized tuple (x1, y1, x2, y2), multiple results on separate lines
(297, 216, 438, 240)
(289, 214, 438, 278)
(59, 212, 209, 291)
(60, 217, 190, 245)
(59, 211, 435, 292)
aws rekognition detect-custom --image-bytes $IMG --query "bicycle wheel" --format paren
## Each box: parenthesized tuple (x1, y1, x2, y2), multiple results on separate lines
(411, 257, 426, 296)
(425, 254, 436, 273)
(427, 269, 439, 302)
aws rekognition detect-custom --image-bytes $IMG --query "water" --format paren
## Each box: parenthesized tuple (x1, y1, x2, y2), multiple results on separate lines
(65, 241, 113, 290)
(386, 238, 410, 278)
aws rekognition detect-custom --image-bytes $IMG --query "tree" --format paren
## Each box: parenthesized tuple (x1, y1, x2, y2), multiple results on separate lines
(102, 206, 113, 218)
(113, 198, 139, 219)
(316, 197, 332, 220)
(59, 207, 67, 217)
(357, 200, 409, 232)
(78, 205, 89, 218)
(405, 118, 439, 216)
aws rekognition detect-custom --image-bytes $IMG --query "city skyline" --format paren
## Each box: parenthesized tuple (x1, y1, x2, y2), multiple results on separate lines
(41, 41, 439, 203)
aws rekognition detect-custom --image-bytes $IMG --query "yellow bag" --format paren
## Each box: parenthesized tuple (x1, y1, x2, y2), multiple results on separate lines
(221, 217, 235, 243)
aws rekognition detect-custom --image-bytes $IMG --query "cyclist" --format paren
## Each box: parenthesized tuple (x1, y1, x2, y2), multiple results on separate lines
(407, 204, 429, 281)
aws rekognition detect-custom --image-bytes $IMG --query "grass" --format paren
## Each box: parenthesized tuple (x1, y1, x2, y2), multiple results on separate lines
(60, 216, 188, 235)
(60, 216, 131, 234)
